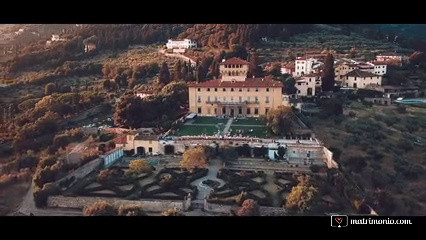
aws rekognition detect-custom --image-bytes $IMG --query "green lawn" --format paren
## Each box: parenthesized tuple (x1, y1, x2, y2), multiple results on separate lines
(174, 125, 221, 136)
(228, 125, 273, 138)
(191, 117, 229, 125)
(232, 117, 265, 126)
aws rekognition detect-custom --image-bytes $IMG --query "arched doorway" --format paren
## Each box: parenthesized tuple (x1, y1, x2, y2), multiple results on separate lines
(164, 145, 175, 155)
(136, 147, 145, 156)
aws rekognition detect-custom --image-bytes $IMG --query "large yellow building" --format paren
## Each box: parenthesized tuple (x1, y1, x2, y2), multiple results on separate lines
(188, 57, 285, 117)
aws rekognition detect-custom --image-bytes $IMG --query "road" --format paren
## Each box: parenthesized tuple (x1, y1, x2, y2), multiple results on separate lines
(11, 181, 82, 216)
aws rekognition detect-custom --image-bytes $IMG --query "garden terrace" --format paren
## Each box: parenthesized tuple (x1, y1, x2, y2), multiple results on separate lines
(58, 165, 208, 202)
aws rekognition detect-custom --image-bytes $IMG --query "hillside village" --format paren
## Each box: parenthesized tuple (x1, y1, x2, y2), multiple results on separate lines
(0, 24, 425, 217)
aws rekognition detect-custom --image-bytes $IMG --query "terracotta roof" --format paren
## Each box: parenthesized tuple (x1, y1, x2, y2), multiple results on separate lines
(134, 135, 159, 141)
(283, 62, 295, 69)
(188, 77, 283, 88)
(345, 69, 380, 78)
(114, 135, 127, 145)
(302, 73, 319, 77)
(370, 61, 387, 65)
(220, 57, 250, 65)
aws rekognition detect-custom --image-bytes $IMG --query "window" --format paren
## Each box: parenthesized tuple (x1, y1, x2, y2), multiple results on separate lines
(255, 88, 259, 92)
(197, 88, 201, 92)
(207, 88, 210, 92)
(214, 108, 217, 114)
(247, 97, 250, 102)
(255, 97, 258, 103)
(265, 96, 269, 103)
(198, 107, 202, 114)
(239, 88, 242, 92)
(247, 108, 251, 114)
(222, 107, 226, 114)
(239, 96, 242, 103)
(247, 88, 250, 92)
(238, 107, 242, 114)
(223, 88, 226, 92)
(215, 96, 218, 102)
(207, 96, 211, 102)
(197, 96, 201, 103)
(254, 108, 259, 115)
(149, 147, 153, 153)
(231, 97, 234, 102)
(214, 88, 218, 92)
(231, 88, 234, 92)
(266, 88, 269, 92)
(265, 108, 269, 115)
(223, 97, 226, 102)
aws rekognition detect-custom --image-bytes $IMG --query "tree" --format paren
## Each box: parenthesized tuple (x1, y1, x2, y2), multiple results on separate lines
(285, 175, 318, 212)
(321, 53, 335, 91)
(83, 201, 118, 216)
(269, 63, 282, 78)
(180, 146, 209, 171)
(161, 207, 184, 216)
(282, 76, 297, 94)
(159, 62, 171, 85)
(236, 199, 260, 216)
(409, 51, 425, 65)
(319, 98, 343, 116)
(174, 60, 183, 80)
(266, 106, 294, 135)
(118, 204, 146, 216)
(248, 51, 259, 78)
(127, 159, 153, 174)
(45, 83, 56, 96)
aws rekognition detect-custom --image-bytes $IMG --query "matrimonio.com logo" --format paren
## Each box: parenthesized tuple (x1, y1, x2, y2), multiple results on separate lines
(331, 215, 348, 228)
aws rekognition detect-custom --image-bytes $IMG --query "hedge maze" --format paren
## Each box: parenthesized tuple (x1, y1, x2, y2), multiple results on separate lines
(63, 166, 208, 201)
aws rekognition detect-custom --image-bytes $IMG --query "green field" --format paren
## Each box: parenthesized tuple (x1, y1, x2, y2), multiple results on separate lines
(191, 116, 229, 125)
(174, 125, 221, 136)
(232, 117, 265, 126)
(228, 125, 273, 138)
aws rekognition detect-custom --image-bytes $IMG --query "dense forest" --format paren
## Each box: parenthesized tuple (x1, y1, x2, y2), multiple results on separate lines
(178, 24, 314, 49)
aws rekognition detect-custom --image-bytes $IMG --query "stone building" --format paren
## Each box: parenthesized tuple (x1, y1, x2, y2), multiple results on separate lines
(188, 57, 287, 117)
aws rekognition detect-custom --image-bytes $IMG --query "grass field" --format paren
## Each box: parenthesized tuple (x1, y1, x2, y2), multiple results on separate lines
(191, 117, 229, 125)
(228, 125, 273, 138)
(174, 124, 221, 136)
(231, 117, 265, 126)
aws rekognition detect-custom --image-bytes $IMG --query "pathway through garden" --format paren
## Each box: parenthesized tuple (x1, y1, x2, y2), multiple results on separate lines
(190, 159, 225, 200)
(222, 118, 233, 135)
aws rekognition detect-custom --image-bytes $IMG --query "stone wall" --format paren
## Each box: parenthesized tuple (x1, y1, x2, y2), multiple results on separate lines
(323, 147, 339, 169)
(203, 200, 287, 216)
(47, 196, 184, 212)
(55, 158, 103, 190)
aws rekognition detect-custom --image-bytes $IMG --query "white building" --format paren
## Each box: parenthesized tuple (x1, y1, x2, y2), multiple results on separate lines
(166, 39, 197, 50)
(281, 62, 295, 76)
(376, 52, 403, 62)
(343, 69, 382, 89)
(295, 73, 321, 97)
(369, 61, 387, 75)
(294, 57, 323, 77)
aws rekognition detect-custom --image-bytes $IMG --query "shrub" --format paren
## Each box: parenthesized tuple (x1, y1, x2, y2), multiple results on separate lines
(236, 199, 260, 216)
(84, 201, 118, 216)
(161, 207, 184, 216)
(118, 204, 146, 216)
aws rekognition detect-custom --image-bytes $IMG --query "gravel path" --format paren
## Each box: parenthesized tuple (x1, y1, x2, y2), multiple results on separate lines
(190, 159, 225, 200)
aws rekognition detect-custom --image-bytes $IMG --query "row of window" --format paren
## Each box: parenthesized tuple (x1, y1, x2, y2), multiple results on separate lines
(197, 96, 269, 103)
(223, 64, 244, 68)
(197, 87, 269, 92)
(197, 107, 268, 115)
(349, 76, 380, 80)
